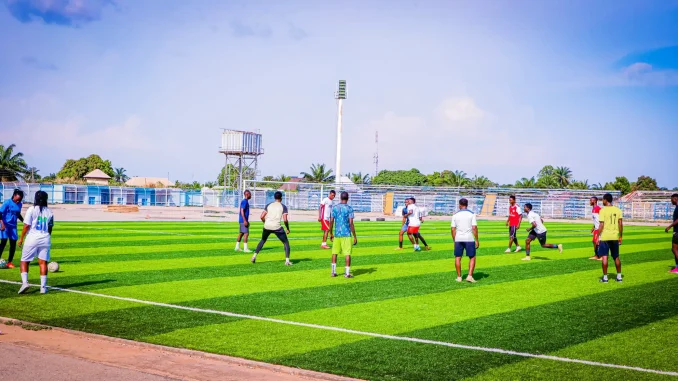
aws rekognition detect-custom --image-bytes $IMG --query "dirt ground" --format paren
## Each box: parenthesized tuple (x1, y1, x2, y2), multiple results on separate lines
(0, 319, 359, 381)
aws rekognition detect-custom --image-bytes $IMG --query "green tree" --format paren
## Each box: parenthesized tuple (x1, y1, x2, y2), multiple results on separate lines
(536, 175, 559, 188)
(26, 167, 41, 182)
(0, 144, 28, 181)
(57, 154, 115, 180)
(262, 176, 275, 182)
(591, 182, 603, 190)
(603, 176, 632, 195)
(449, 170, 470, 187)
(347, 172, 370, 184)
(515, 177, 537, 188)
(553, 166, 573, 187)
(41, 173, 56, 183)
(469, 175, 496, 188)
(568, 180, 590, 190)
(372, 169, 427, 186)
(632, 175, 659, 191)
(538, 165, 555, 179)
(277, 174, 292, 182)
(217, 164, 256, 188)
(114, 167, 129, 183)
(301, 163, 334, 183)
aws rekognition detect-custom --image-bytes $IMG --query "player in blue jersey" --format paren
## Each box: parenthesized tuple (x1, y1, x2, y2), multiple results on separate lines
(396, 198, 411, 250)
(235, 190, 252, 252)
(0, 189, 24, 269)
(329, 192, 357, 278)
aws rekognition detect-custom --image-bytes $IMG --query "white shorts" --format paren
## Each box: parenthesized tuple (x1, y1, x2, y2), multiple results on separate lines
(21, 238, 51, 262)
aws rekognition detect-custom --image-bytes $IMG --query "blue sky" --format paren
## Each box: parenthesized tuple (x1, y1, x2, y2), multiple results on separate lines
(1, 0, 677, 186)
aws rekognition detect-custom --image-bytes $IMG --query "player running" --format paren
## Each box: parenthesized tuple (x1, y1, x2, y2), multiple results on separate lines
(329, 191, 357, 278)
(405, 198, 430, 251)
(396, 198, 411, 250)
(664, 193, 678, 274)
(251, 191, 292, 266)
(451, 198, 479, 283)
(235, 190, 252, 253)
(505, 195, 522, 253)
(17, 191, 53, 294)
(319, 190, 336, 249)
(0, 189, 24, 269)
(589, 196, 602, 260)
(522, 203, 563, 261)
(597, 193, 623, 283)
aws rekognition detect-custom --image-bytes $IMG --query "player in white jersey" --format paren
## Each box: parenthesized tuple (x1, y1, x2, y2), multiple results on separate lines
(590, 196, 602, 260)
(318, 190, 335, 249)
(17, 191, 54, 294)
(451, 198, 479, 283)
(522, 203, 562, 261)
(404, 198, 430, 252)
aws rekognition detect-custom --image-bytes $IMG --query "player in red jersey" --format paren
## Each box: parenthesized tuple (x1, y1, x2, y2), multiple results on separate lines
(590, 196, 602, 260)
(505, 195, 522, 253)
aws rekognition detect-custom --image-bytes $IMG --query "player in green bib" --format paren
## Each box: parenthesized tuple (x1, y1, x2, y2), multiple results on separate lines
(329, 191, 357, 278)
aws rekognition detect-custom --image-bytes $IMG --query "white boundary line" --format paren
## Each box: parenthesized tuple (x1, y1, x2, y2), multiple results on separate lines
(0, 279, 676, 377)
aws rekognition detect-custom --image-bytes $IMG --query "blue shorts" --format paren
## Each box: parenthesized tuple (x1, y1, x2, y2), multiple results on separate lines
(401, 223, 409, 232)
(0, 226, 18, 241)
(598, 240, 620, 259)
(454, 241, 476, 258)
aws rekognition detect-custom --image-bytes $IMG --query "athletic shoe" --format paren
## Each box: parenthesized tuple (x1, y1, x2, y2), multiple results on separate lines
(320, 244, 331, 250)
(18, 284, 29, 294)
(331, 273, 337, 277)
(285, 261, 293, 266)
(242, 249, 252, 253)
(234, 248, 240, 252)
(456, 277, 462, 282)
(515, 246, 522, 253)
(344, 274, 354, 278)
(395, 247, 404, 251)
(414, 247, 422, 252)
(521, 256, 531, 261)
(504, 248, 512, 253)
(588, 256, 599, 260)
(670, 267, 678, 274)
(250, 256, 256, 264)
(466, 276, 477, 283)
(425, 246, 432, 251)
(599, 277, 609, 283)
(615, 277, 623, 283)
(558, 244, 563, 253)
(6, 263, 15, 269)
(40, 287, 48, 294)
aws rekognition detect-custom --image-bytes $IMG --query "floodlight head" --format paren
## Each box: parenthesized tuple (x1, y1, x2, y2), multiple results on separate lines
(336, 80, 347, 99)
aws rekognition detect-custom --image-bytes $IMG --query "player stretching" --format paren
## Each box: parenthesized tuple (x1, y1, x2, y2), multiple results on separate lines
(405, 198, 430, 251)
(235, 190, 252, 253)
(522, 203, 562, 261)
(396, 198, 411, 250)
(451, 198, 479, 283)
(597, 193, 623, 283)
(505, 195, 522, 253)
(18, 191, 53, 294)
(319, 190, 336, 249)
(0, 189, 24, 269)
(251, 191, 292, 266)
(329, 192, 357, 278)
(664, 193, 678, 274)
(589, 196, 602, 260)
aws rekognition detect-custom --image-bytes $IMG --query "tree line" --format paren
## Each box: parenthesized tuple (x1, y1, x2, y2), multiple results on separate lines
(1, 143, 672, 194)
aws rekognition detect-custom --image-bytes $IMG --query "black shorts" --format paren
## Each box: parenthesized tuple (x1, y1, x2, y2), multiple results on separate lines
(509, 226, 518, 239)
(454, 242, 476, 258)
(527, 230, 547, 245)
(673, 232, 678, 245)
(599, 240, 620, 259)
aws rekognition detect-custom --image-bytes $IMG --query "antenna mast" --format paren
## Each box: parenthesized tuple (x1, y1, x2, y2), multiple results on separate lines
(373, 131, 379, 177)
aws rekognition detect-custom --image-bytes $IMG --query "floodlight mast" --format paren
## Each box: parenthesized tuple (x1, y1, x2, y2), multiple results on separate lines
(334, 80, 346, 185)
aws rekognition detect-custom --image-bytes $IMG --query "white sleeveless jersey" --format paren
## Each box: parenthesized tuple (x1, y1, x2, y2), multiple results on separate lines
(24, 206, 54, 243)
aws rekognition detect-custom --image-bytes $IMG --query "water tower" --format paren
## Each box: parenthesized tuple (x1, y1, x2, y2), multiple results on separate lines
(219, 129, 264, 206)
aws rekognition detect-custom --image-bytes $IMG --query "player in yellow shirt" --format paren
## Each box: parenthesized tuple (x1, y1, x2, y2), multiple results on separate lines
(596, 193, 623, 283)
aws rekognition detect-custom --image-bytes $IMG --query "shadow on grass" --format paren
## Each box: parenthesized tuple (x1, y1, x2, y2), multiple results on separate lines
(290, 258, 313, 265)
(531, 256, 551, 260)
(55, 280, 115, 289)
(354, 268, 377, 276)
(471, 272, 489, 280)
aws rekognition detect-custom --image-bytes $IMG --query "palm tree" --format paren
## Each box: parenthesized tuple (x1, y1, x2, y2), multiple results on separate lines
(0, 144, 28, 181)
(277, 174, 292, 182)
(553, 166, 573, 187)
(449, 170, 470, 187)
(568, 180, 590, 190)
(591, 182, 603, 190)
(515, 177, 537, 188)
(469, 175, 495, 188)
(262, 175, 275, 182)
(348, 172, 370, 184)
(114, 167, 129, 183)
(301, 163, 334, 183)
(26, 167, 41, 182)
(536, 175, 559, 189)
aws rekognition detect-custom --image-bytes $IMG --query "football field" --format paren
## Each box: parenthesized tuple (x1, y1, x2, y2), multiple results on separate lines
(1, 220, 677, 380)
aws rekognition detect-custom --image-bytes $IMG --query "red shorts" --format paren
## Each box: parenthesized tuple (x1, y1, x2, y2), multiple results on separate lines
(407, 226, 420, 234)
(593, 230, 599, 243)
(321, 220, 330, 231)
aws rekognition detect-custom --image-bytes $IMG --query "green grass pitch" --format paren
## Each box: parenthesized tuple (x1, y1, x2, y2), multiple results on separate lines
(1, 220, 677, 380)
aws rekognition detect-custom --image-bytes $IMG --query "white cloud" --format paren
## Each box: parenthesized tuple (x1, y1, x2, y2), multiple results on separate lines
(621, 62, 678, 87)
(440, 97, 485, 124)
